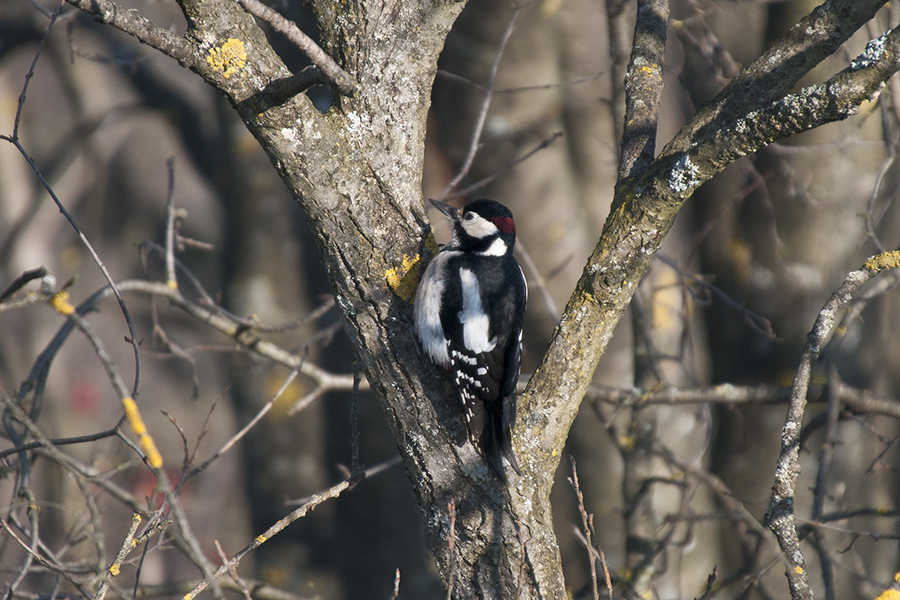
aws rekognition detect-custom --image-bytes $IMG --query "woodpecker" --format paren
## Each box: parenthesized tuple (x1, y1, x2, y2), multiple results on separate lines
(414, 198, 526, 482)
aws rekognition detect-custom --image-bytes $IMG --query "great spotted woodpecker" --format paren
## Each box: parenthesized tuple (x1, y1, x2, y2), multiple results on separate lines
(414, 198, 526, 482)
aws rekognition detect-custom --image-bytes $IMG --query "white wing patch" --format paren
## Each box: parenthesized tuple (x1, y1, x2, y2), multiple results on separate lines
(458, 267, 496, 353)
(413, 251, 460, 366)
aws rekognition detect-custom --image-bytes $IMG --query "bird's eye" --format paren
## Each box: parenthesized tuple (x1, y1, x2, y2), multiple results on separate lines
(464, 212, 477, 221)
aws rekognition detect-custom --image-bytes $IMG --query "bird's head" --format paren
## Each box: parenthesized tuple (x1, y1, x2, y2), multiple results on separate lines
(430, 198, 516, 255)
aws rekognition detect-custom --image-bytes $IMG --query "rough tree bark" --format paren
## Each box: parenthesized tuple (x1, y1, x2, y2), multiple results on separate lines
(66, 0, 900, 597)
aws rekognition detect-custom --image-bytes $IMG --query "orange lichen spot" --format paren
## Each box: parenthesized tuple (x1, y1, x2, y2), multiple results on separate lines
(122, 397, 164, 469)
(207, 39, 247, 79)
(51, 290, 75, 315)
(875, 590, 900, 600)
(109, 563, 120, 576)
(794, 565, 803, 575)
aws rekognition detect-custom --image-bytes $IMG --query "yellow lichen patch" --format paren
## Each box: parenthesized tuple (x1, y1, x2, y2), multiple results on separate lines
(167, 279, 178, 290)
(385, 253, 422, 302)
(122, 397, 164, 469)
(207, 38, 247, 79)
(619, 434, 636, 451)
(109, 563, 121, 576)
(50, 290, 75, 315)
(864, 250, 900, 272)
(256, 534, 267, 544)
(876, 590, 900, 600)
(794, 565, 803, 575)
(639, 64, 661, 78)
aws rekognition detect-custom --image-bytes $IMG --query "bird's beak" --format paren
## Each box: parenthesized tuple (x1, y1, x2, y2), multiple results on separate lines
(429, 198, 459, 221)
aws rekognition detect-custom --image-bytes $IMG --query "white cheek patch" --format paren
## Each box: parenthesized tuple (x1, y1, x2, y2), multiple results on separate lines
(458, 267, 496, 353)
(461, 214, 499, 239)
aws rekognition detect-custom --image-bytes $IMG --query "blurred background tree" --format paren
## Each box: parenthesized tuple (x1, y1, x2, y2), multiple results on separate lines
(2, 0, 900, 599)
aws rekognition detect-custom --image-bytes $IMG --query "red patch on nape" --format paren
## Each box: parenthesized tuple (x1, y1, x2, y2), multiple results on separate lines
(493, 216, 516, 234)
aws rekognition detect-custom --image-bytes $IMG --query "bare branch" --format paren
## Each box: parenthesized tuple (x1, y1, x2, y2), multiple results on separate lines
(569, 457, 600, 600)
(1, 136, 142, 398)
(164, 158, 178, 290)
(64, 0, 197, 69)
(766, 251, 900, 600)
(583, 382, 900, 419)
(184, 475, 361, 599)
(186, 369, 301, 480)
(94, 514, 142, 600)
(616, 0, 669, 183)
(522, 1, 900, 491)
(389, 569, 401, 600)
(437, 5, 520, 200)
(235, 0, 357, 96)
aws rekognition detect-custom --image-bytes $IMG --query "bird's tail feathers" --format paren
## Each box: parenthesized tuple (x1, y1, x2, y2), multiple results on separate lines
(482, 404, 521, 483)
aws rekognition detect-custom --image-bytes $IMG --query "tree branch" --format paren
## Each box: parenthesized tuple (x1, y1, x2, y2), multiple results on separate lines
(765, 251, 900, 600)
(519, 2, 899, 495)
(65, 0, 198, 69)
(616, 0, 669, 183)
(235, 0, 357, 96)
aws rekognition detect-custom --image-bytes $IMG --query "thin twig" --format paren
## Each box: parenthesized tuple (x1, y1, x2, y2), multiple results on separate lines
(135, 579, 317, 600)
(1, 138, 143, 398)
(235, 0, 356, 96)
(592, 514, 613, 600)
(0, 428, 120, 461)
(164, 157, 178, 290)
(436, 70, 604, 96)
(11, 1, 63, 139)
(810, 365, 842, 600)
(437, 5, 521, 200)
(515, 242, 559, 322)
(22, 278, 362, 401)
(187, 368, 302, 480)
(582, 381, 900, 419)
(184, 475, 362, 599)
(696, 566, 718, 600)
(388, 569, 401, 600)
(448, 131, 564, 200)
(94, 513, 143, 600)
(655, 252, 778, 340)
(158, 474, 226, 600)
(569, 457, 599, 600)
(284, 456, 401, 507)
(2, 488, 40, 600)
(215, 539, 252, 600)
(351, 360, 362, 475)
